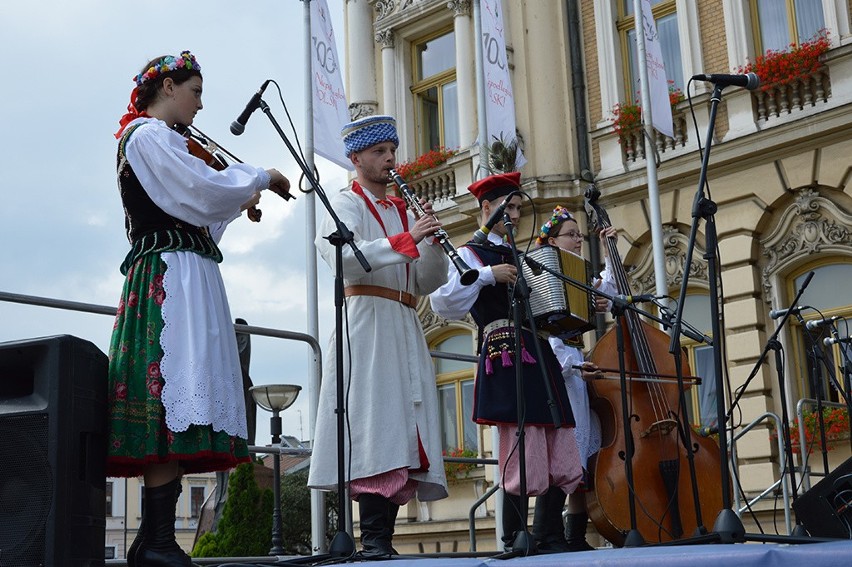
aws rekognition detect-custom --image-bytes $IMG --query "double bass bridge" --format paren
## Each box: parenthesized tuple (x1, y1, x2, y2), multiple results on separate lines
(640, 418, 678, 438)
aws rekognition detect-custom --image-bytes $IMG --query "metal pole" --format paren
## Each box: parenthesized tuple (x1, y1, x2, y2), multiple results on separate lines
(633, 0, 668, 304)
(301, 0, 326, 555)
(269, 411, 285, 555)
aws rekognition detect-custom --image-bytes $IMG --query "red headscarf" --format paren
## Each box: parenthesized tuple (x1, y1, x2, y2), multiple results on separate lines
(114, 87, 150, 139)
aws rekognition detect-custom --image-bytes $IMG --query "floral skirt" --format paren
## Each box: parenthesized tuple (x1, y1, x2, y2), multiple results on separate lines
(106, 253, 249, 477)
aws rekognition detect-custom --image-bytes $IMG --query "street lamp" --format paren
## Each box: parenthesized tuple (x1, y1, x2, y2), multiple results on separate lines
(249, 384, 302, 556)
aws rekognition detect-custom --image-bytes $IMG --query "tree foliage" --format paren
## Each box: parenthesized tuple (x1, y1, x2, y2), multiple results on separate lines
(280, 468, 340, 555)
(192, 462, 273, 557)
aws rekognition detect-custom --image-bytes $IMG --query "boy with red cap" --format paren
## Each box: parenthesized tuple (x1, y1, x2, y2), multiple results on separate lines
(430, 173, 582, 552)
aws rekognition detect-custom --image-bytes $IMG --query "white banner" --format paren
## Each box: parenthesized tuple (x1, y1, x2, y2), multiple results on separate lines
(641, 0, 673, 139)
(311, 0, 353, 170)
(480, 0, 526, 170)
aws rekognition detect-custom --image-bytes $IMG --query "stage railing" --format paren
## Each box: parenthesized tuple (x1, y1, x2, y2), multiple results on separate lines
(0, 290, 500, 560)
(729, 411, 792, 533)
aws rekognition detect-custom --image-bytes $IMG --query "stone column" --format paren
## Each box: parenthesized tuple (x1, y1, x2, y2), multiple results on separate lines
(345, 0, 378, 119)
(450, 0, 476, 148)
(376, 28, 397, 119)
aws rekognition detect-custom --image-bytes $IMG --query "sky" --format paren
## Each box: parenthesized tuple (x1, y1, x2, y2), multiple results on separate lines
(0, 0, 350, 448)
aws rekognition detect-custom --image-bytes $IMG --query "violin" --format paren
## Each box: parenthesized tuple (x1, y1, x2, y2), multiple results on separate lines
(583, 185, 729, 545)
(174, 124, 262, 222)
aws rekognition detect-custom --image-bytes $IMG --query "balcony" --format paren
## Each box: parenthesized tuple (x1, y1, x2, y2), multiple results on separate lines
(617, 106, 691, 164)
(753, 68, 831, 121)
(390, 148, 477, 218)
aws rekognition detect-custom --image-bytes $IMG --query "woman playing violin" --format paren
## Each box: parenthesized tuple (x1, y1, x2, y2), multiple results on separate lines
(108, 51, 290, 567)
(534, 206, 617, 551)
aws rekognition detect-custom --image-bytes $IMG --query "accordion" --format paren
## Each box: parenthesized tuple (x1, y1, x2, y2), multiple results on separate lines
(521, 245, 595, 339)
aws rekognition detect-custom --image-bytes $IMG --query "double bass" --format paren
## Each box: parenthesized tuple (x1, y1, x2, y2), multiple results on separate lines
(584, 187, 729, 545)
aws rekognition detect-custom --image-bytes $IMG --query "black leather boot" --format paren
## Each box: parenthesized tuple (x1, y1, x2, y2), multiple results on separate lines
(564, 511, 595, 551)
(129, 481, 183, 567)
(501, 492, 527, 552)
(136, 478, 200, 567)
(357, 494, 396, 558)
(532, 486, 570, 552)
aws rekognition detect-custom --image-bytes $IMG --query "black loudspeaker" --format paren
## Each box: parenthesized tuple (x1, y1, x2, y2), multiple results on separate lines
(793, 456, 852, 539)
(0, 335, 108, 567)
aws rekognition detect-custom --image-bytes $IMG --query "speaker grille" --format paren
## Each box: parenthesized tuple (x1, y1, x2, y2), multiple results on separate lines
(0, 414, 52, 566)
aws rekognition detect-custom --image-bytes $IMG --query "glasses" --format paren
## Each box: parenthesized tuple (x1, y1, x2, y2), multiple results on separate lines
(556, 230, 584, 240)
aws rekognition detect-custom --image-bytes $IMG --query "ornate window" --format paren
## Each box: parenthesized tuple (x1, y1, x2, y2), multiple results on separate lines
(433, 332, 477, 452)
(749, 0, 825, 53)
(616, 0, 684, 100)
(785, 260, 852, 403)
(411, 27, 460, 154)
(761, 187, 852, 405)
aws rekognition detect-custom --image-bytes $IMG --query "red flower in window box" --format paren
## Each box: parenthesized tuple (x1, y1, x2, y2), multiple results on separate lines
(394, 147, 458, 182)
(737, 31, 831, 91)
(610, 81, 683, 145)
(770, 406, 849, 454)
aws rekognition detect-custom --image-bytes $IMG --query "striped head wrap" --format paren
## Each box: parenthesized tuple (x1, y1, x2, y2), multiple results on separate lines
(341, 115, 399, 157)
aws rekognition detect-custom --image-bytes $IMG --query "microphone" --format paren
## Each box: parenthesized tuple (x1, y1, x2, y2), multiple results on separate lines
(769, 306, 806, 320)
(472, 191, 520, 244)
(692, 73, 760, 91)
(524, 256, 543, 276)
(613, 294, 657, 305)
(824, 336, 852, 347)
(805, 315, 842, 331)
(230, 80, 271, 135)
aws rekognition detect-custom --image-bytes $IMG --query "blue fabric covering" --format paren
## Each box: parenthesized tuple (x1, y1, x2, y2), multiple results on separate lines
(341, 115, 399, 156)
(330, 540, 852, 567)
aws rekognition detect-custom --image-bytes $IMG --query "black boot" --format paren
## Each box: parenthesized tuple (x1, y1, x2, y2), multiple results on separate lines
(357, 494, 396, 558)
(129, 481, 183, 567)
(136, 478, 200, 567)
(387, 501, 400, 554)
(532, 486, 570, 552)
(564, 512, 595, 551)
(501, 492, 529, 552)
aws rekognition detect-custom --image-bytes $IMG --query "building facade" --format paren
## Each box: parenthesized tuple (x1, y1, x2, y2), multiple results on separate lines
(341, 0, 852, 550)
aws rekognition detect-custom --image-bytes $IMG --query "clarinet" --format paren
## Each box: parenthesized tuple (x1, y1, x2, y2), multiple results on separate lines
(389, 169, 479, 286)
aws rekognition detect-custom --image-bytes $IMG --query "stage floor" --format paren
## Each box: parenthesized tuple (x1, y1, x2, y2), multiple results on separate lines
(108, 539, 852, 567)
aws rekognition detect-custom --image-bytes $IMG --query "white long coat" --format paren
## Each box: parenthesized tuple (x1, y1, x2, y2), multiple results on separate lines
(307, 184, 449, 501)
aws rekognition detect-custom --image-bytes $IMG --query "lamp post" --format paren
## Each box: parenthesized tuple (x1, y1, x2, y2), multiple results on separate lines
(249, 384, 302, 556)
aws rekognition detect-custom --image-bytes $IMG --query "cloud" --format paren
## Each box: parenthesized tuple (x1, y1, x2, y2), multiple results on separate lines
(0, 0, 349, 448)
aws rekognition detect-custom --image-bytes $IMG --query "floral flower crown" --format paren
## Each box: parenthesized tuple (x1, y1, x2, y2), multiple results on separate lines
(134, 51, 201, 86)
(536, 205, 575, 246)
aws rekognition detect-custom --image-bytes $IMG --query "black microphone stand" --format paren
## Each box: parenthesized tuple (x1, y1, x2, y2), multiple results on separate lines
(665, 81, 746, 544)
(499, 210, 563, 557)
(665, 83, 829, 545)
(726, 273, 814, 535)
(825, 324, 852, 449)
(256, 99, 370, 558)
(797, 311, 852, 477)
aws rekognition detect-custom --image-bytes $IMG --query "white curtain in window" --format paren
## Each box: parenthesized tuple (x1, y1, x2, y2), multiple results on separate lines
(794, 0, 825, 42)
(757, 0, 792, 52)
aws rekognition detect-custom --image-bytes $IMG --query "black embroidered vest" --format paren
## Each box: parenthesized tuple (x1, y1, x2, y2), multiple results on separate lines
(116, 124, 223, 275)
